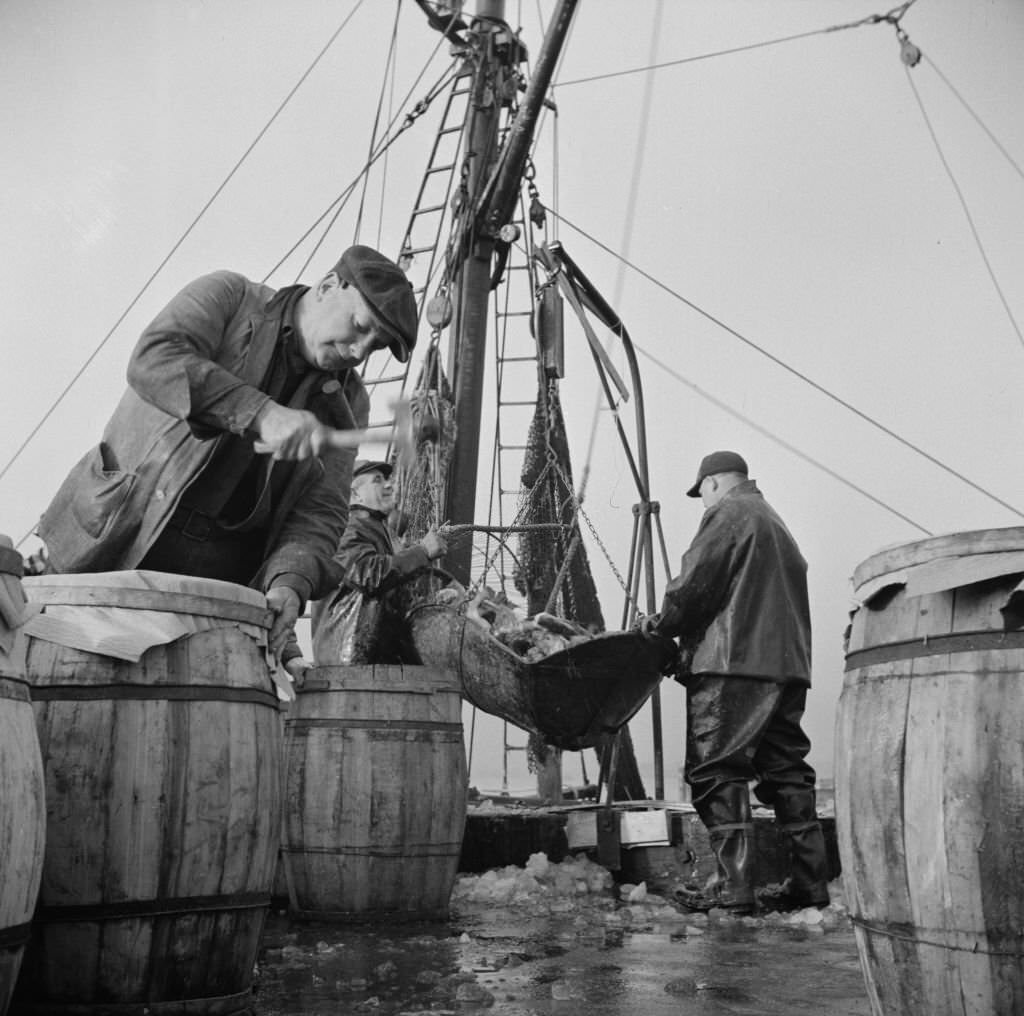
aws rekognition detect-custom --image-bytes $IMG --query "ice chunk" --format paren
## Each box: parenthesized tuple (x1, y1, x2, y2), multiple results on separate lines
(627, 882, 648, 903)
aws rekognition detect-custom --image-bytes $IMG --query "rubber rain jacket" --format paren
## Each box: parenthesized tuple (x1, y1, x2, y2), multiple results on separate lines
(653, 480, 811, 684)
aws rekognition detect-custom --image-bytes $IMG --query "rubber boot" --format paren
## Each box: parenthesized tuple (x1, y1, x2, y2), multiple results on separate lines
(765, 787, 830, 910)
(675, 784, 756, 914)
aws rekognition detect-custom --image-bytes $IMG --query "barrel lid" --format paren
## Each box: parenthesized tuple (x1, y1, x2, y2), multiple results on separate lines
(852, 527, 1024, 597)
(23, 569, 267, 609)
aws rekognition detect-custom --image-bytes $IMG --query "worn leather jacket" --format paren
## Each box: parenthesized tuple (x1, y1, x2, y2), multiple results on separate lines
(38, 271, 368, 603)
(653, 480, 811, 684)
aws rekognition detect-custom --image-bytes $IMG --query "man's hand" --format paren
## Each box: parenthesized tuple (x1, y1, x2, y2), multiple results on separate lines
(420, 528, 447, 561)
(253, 403, 325, 461)
(284, 656, 313, 688)
(266, 586, 301, 659)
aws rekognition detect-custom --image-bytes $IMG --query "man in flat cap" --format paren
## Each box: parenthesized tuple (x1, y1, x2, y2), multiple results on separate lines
(37, 245, 416, 657)
(283, 459, 447, 678)
(641, 451, 829, 915)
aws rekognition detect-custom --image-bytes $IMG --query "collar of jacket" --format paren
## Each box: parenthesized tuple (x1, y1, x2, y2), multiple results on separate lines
(704, 478, 761, 516)
(350, 505, 390, 522)
(267, 285, 311, 377)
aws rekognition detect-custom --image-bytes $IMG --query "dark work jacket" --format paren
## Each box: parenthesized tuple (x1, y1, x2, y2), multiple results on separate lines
(653, 480, 811, 684)
(309, 507, 433, 665)
(38, 271, 369, 604)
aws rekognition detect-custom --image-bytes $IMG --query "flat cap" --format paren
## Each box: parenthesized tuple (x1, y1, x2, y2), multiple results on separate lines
(353, 459, 392, 480)
(686, 450, 748, 498)
(332, 245, 417, 363)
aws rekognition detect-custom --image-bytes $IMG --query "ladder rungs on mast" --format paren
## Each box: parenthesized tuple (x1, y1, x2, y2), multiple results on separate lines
(409, 203, 447, 217)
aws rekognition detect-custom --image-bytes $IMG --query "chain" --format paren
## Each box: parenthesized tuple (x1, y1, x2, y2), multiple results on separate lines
(576, 500, 633, 605)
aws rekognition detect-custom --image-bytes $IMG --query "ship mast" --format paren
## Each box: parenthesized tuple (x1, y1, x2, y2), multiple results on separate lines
(443, 0, 578, 586)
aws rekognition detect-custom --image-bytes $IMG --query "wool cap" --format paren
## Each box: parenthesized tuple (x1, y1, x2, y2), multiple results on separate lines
(686, 450, 748, 498)
(353, 459, 393, 480)
(332, 245, 417, 363)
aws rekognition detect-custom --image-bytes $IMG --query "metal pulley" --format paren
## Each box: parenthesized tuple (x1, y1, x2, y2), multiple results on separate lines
(898, 30, 921, 67)
(426, 293, 452, 329)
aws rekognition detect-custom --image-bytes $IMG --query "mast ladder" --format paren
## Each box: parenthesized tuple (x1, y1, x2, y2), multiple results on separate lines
(361, 66, 473, 423)
(487, 219, 547, 793)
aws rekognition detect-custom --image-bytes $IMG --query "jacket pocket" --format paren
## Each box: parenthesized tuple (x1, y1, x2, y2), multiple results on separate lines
(69, 443, 138, 539)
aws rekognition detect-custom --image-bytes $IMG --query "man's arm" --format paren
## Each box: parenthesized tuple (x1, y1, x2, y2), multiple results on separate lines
(654, 506, 745, 643)
(127, 271, 270, 434)
(332, 523, 446, 597)
(258, 371, 370, 595)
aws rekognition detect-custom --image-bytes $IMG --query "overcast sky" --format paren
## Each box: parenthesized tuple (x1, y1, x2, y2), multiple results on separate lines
(2, 0, 1023, 795)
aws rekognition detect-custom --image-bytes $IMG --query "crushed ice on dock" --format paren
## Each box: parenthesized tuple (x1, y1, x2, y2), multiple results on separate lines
(254, 852, 862, 1015)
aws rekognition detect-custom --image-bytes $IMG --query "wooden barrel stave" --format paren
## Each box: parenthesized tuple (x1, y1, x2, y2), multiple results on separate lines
(21, 579, 281, 1014)
(838, 539, 1024, 1016)
(284, 664, 468, 920)
(0, 683, 46, 1016)
(0, 539, 46, 1016)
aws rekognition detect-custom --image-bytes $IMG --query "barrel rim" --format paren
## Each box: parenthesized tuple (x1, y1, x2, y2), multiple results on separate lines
(302, 663, 459, 694)
(24, 569, 266, 607)
(851, 526, 1024, 591)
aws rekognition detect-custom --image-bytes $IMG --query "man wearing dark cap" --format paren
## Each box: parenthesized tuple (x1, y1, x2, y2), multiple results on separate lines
(641, 451, 830, 915)
(37, 245, 417, 656)
(283, 459, 447, 677)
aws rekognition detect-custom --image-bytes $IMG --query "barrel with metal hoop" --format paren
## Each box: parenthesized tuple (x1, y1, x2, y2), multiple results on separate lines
(18, 570, 283, 1015)
(0, 540, 45, 1016)
(282, 664, 467, 921)
(836, 527, 1024, 1016)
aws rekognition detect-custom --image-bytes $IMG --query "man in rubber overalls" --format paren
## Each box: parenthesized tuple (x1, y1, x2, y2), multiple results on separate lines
(642, 450, 830, 914)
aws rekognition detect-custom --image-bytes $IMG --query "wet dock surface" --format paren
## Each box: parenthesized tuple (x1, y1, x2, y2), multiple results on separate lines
(254, 858, 871, 1015)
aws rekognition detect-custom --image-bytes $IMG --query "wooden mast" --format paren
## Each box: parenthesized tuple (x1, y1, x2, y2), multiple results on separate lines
(443, 0, 578, 586)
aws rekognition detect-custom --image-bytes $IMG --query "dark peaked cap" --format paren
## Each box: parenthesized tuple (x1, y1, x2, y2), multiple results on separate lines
(332, 245, 417, 363)
(686, 450, 748, 498)
(353, 459, 392, 480)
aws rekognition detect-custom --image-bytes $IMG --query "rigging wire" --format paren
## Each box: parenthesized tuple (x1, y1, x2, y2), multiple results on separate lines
(374, 8, 405, 250)
(902, 65, 1024, 352)
(578, 0, 663, 504)
(281, 49, 461, 283)
(550, 209, 1024, 522)
(262, 49, 461, 283)
(923, 54, 1024, 185)
(554, 2, 918, 89)
(0, 0, 368, 490)
(353, 0, 404, 246)
(635, 346, 932, 537)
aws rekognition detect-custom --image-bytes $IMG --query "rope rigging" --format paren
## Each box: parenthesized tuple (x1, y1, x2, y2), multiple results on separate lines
(6, 0, 1020, 565)
(550, 209, 1024, 525)
(555, 1, 921, 89)
(902, 65, 1024, 352)
(0, 1, 372, 492)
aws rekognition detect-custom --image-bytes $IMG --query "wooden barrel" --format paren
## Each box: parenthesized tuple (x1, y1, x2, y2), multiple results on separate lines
(0, 542, 45, 1016)
(836, 528, 1024, 1016)
(19, 572, 282, 1015)
(282, 664, 468, 920)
